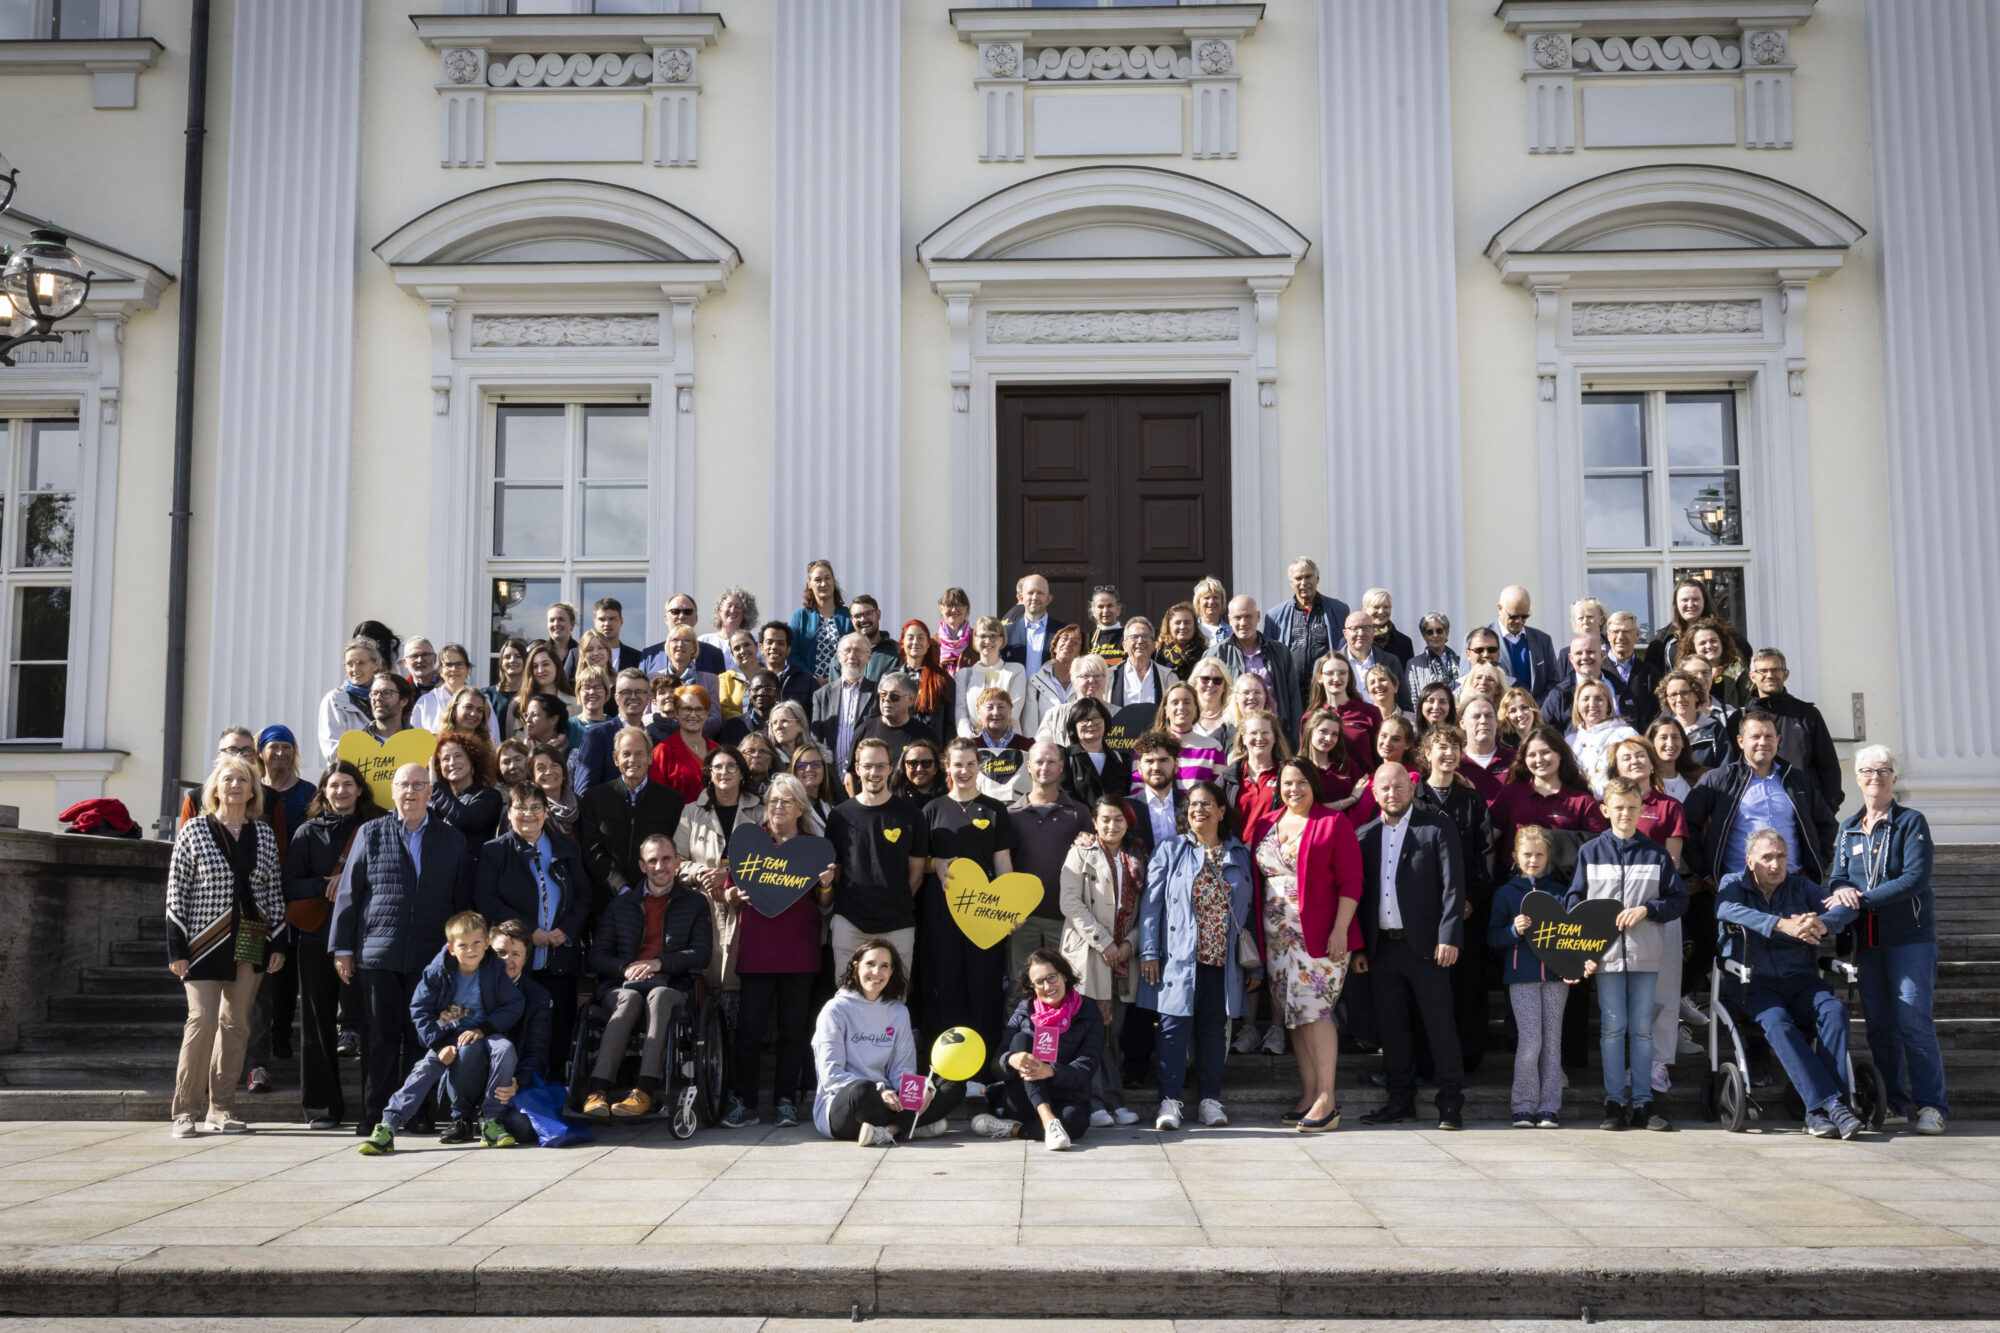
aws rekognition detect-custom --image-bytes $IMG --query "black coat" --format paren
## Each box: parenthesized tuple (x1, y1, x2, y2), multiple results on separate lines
(473, 829, 592, 974)
(994, 995, 1104, 1103)
(578, 778, 687, 912)
(584, 878, 712, 1000)
(1357, 807, 1465, 954)
(282, 811, 374, 941)
(1413, 779, 1494, 912)
(1755, 690, 1845, 811)
(428, 783, 504, 849)
(1061, 746, 1131, 811)
(1683, 757, 1839, 882)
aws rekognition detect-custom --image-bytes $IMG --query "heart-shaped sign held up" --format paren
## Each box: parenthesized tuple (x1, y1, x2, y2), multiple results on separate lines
(944, 859, 1045, 951)
(336, 728, 437, 809)
(726, 823, 836, 919)
(977, 748, 1030, 803)
(1104, 704, 1158, 753)
(1518, 889, 1623, 982)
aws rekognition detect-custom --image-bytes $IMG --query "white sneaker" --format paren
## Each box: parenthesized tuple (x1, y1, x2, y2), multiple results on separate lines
(1112, 1106, 1140, 1126)
(857, 1122, 897, 1147)
(1198, 1098, 1228, 1127)
(1089, 1108, 1114, 1128)
(910, 1117, 951, 1139)
(1043, 1119, 1072, 1152)
(206, 1114, 249, 1134)
(1260, 1024, 1286, 1055)
(1155, 1098, 1184, 1131)
(970, 1113, 1019, 1140)
(1677, 1028, 1705, 1057)
(170, 1114, 197, 1139)
(1232, 1021, 1260, 1054)
(1914, 1106, 1947, 1136)
(1679, 996, 1710, 1027)
(1651, 1062, 1672, 1094)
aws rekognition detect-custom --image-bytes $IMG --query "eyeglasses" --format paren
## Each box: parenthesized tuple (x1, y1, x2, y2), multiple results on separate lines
(1028, 973, 1065, 991)
(667, 606, 697, 617)
(218, 745, 254, 757)
(1468, 645, 1498, 656)
(1194, 678, 1224, 689)
(796, 760, 825, 771)
(1856, 766, 1894, 779)
(904, 758, 936, 769)
(1092, 585, 1118, 596)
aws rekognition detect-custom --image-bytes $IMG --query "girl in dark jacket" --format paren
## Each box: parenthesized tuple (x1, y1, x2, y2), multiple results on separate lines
(283, 761, 382, 1129)
(474, 783, 590, 1078)
(969, 949, 1105, 1150)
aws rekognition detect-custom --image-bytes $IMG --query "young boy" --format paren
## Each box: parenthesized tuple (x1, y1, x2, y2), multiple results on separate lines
(358, 911, 524, 1155)
(1488, 826, 1570, 1128)
(1085, 588, 1127, 669)
(1568, 777, 1689, 1133)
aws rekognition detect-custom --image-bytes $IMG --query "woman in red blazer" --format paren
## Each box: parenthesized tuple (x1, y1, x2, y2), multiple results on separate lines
(1246, 759, 1363, 1132)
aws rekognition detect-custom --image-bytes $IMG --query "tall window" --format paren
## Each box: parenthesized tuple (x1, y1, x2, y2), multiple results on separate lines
(0, 0, 102, 40)
(0, 417, 76, 740)
(1581, 390, 1747, 643)
(486, 402, 649, 680)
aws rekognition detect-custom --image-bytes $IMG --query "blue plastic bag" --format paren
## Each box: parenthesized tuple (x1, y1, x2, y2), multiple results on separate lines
(512, 1069, 596, 1147)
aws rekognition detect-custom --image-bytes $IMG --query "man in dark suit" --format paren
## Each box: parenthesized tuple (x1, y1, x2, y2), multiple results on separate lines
(579, 726, 688, 918)
(565, 596, 646, 677)
(1490, 584, 1560, 697)
(1000, 572, 1055, 676)
(1356, 763, 1467, 1130)
(1126, 731, 1190, 862)
(809, 632, 879, 774)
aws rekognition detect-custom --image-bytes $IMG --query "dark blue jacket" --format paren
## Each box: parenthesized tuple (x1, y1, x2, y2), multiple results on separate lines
(1487, 874, 1566, 984)
(1490, 622, 1560, 698)
(409, 945, 525, 1053)
(498, 972, 555, 1078)
(1566, 830, 1688, 974)
(1716, 869, 1858, 985)
(995, 996, 1104, 1102)
(330, 816, 473, 973)
(1684, 756, 1839, 882)
(473, 829, 592, 975)
(1826, 803, 1935, 948)
(567, 717, 630, 795)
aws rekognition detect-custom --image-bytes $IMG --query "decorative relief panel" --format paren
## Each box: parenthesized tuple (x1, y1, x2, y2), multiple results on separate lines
(471, 315, 660, 348)
(1571, 36, 1741, 72)
(485, 52, 655, 87)
(986, 310, 1239, 345)
(1572, 301, 1763, 337)
(1026, 45, 1193, 81)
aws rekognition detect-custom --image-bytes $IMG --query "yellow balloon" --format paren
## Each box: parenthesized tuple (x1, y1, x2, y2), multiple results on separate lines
(929, 1027, 987, 1083)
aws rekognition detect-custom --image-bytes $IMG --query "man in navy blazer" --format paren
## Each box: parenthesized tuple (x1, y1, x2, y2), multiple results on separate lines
(1490, 584, 1560, 698)
(1356, 764, 1466, 1129)
(1262, 556, 1350, 688)
(1000, 572, 1056, 676)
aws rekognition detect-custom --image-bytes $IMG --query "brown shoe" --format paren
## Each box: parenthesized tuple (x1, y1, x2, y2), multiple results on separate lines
(582, 1092, 613, 1120)
(611, 1088, 656, 1118)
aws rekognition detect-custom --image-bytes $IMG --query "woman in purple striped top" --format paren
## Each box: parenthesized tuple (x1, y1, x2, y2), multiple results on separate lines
(1152, 682, 1227, 791)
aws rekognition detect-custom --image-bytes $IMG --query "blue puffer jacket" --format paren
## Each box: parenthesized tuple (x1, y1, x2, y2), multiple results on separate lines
(1487, 874, 1567, 985)
(330, 817, 473, 973)
(409, 945, 525, 1053)
(1826, 803, 1935, 948)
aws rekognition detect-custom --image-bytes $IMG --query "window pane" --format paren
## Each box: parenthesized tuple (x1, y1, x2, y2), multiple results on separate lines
(1581, 394, 1645, 469)
(579, 484, 645, 557)
(1670, 471, 1743, 547)
(0, 0, 38, 40)
(1664, 393, 1738, 469)
(508, 0, 574, 13)
(1588, 569, 1656, 642)
(579, 577, 648, 624)
(25, 421, 80, 493)
(491, 576, 561, 677)
(11, 666, 64, 738)
(494, 406, 565, 480)
(591, 0, 660, 11)
(1584, 475, 1650, 549)
(582, 406, 648, 480)
(1674, 565, 1748, 639)
(54, 0, 100, 39)
(17, 492, 73, 568)
(493, 483, 562, 558)
(15, 585, 68, 659)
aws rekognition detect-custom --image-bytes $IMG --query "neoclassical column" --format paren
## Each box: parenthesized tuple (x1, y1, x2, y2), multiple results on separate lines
(770, 0, 902, 616)
(204, 2, 366, 745)
(1315, 0, 1466, 626)
(1867, 1, 2000, 838)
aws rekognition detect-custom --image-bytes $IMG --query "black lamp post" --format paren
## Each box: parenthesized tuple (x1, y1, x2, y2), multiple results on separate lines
(0, 226, 93, 366)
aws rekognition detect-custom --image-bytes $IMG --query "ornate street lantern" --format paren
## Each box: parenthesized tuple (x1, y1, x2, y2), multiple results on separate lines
(0, 227, 93, 366)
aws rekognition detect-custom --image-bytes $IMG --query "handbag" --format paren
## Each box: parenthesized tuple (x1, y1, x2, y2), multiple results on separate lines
(286, 826, 359, 933)
(512, 1070, 597, 1147)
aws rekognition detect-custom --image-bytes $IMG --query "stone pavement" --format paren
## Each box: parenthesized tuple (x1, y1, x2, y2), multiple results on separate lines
(1, 1117, 1997, 1319)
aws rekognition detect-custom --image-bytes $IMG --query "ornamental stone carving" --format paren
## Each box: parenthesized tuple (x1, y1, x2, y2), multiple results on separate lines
(486, 52, 654, 88)
(1570, 35, 1741, 72)
(1572, 301, 1763, 336)
(657, 47, 694, 82)
(1027, 44, 1194, 82)
(1746, 30, 1788, 65)
(981, 43, 1019, 77)
(471, 315, 661, 348)
(1531, 33, 1569, 68)
(442, 48, 483, 85)
(1194, 40, 1233, 75)
(986, 309, 1240, 345)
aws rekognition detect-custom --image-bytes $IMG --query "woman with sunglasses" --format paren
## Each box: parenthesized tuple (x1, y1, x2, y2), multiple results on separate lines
(790, 740, 835, 825)
(1186, 659, 1235, 744)
(892, 738, 948, 803)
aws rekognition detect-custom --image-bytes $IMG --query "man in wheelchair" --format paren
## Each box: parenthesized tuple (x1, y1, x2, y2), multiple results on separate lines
(1715, 827, 1865, 1139)
(581, 835, 714, 1118)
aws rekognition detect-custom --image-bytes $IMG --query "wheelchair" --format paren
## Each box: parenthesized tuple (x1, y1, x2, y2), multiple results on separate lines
(562, 976, 732, 1139)
(1699, 920, 1887, 1132)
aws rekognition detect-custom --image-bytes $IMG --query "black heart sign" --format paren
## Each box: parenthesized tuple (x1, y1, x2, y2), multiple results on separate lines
(978, 748, 1024, 785)
(1104, 704, 1157, 752)
(1519, 889, 1623, 981)
(726, 823, 836, 919)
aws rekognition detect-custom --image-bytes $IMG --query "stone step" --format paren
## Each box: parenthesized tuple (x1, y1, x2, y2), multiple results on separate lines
(77, 966, 184, 996)
(108, 939, 167, 968)
(132, 916, 164, 939)
(1939, 933, 2000, 959)
(46, 992, 187, 1023)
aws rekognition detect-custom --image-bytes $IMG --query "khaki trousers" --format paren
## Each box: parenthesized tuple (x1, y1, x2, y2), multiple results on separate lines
(173, 961, 261, 1122)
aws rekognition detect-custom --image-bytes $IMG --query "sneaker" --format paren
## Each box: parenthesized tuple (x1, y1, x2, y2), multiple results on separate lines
(439, 1118, 477, 1145)
(1651, 1062, 1672, 1094)
(773, 1099, 800, 1129)
(613, 1088, 657, 1119)
(970, 1113, 1019, 1139)
(910, 1117, 951, 1139)
(1112, 1107, 1140, 1126)
(1634, 1104, 1674, 1132)
(1828, 1101, 1864, 1140)
(857, 1122, 897, 1147)
(1513, 1115, 1536, 1129)
(1881, 1111, 1910, 1127)
(1599, 1100, 1626, 1131)
(307, 1114, 339, 1131)
(481, 1118, 516, 1148)
(1438, 1111, 1463, 1132)
(357, 1123, 395, 1156)
(1043, 1119, 1072, 1151)
(170, 1114, 197, 1139)
(1232, 1021, 1260, 1054)
(1805, 1110, 1838, 1139)
(1677, 1029, 1706, 1057)
(337, 1029, 360, 1059)
(1197, 1098, 1228, 1127)
(1679, 996, 1709, 1028)
(1536, 1116, 1561, 1129)
(1089, 1108, 1114, 1128)
(582, 1092, 614, 1120)
(206, 1113, 249, 1134)
(1155, 1098, 1184, 1131)
(1914, 1106, 1947, 1136)
(1260, 1024, 1286, 1055)
(720, 1096, 759, 1129)
(245, 1066, 269, 1094)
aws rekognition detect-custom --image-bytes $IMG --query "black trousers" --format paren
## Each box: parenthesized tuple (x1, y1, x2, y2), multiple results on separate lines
(989, 1069, 1091, 1143)
(294, 932, 346, 1123)
(532, 966, 579, 1081)
(1122, 1006, 1158, 1085)
(357, 966, 423, 1130)
(735, 971, 814, 1109)
(1371, 933, 1465, 1116)
(1449, 939, 1490, 1075)
(825, 1078, 967, 1139)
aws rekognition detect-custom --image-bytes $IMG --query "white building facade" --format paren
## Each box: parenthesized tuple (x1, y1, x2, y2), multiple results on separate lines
(0, 0, 1993, 837)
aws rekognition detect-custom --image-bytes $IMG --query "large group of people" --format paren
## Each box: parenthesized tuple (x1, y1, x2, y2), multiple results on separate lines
(162, 560, 1949, 1150)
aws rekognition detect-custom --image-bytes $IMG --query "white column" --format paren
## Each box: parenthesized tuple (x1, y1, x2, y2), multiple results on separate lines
(204, 2, 365, 746)
(1867, 1, 2000, 840)
(1316, 0, 1466, 626)
(771, 0, 902, 617)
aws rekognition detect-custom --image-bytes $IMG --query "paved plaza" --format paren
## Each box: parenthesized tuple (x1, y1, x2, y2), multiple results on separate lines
(0, 1117, 1996, 1318)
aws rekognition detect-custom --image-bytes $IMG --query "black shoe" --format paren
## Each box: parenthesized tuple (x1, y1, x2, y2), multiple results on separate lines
(353, 1118, 379, 1138)
(439, 1118, 476, 1145)
(1359, 1103, 1418, 1126)
(1599, 1100, 1627, 1131)
(1438, 1111, 1463, 1131)
(271, 1033, 294, 1061)
(1631, 1102, 1674, 1132)
(411, 1115, 437, 1136)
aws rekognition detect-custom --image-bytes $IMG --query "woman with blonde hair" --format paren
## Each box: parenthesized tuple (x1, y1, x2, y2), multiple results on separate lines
(1454, 661, 1510, 715)
(1191, 577, 1231, 647)
(1498, 685, 1544, 749)
(1565, 679, 1638, 797)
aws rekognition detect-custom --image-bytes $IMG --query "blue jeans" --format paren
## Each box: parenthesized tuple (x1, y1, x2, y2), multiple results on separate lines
(384, 1035, 518, 1127)
(1595, 970, 1657, 1104)
(1156, 963, 1227, 1106)
(1858, 940, 1949, 1116)
(1748, 975, 1848, 1114)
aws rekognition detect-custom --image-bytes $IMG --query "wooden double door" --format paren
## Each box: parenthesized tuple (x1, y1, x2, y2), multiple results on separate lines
(996, 384, 1231, 630)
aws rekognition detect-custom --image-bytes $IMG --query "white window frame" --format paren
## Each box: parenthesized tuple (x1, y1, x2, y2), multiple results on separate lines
(0, 414, 78, 741)
(0, 0, 156, 108)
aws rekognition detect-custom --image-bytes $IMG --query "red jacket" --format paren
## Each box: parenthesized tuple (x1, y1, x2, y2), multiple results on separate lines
(1246, 804, 1365, 958)
(647, 733, 710, 805)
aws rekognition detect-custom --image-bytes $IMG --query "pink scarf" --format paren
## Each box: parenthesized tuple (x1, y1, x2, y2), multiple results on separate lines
(1032, 986, 1083, 1035)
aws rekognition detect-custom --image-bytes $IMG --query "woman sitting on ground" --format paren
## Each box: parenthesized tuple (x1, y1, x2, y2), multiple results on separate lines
(811, 937, 965, 1145)
(971, 948, 1107, 1151)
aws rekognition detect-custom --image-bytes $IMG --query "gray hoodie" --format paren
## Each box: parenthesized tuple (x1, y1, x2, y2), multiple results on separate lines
(811, 988, 917, 1137)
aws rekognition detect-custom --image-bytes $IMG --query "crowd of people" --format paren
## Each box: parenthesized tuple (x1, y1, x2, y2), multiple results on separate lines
(162, 559, 1949, 1150)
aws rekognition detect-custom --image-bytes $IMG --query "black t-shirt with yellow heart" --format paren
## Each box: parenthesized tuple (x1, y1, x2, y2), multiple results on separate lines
(826, 795, 930, 933)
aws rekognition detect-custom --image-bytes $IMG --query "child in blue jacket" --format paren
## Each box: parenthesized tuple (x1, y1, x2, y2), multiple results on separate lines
(1488, 826, 1570, 1127)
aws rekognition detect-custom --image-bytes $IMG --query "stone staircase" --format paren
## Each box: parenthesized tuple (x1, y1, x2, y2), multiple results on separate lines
(4, 846, 1997, 1122)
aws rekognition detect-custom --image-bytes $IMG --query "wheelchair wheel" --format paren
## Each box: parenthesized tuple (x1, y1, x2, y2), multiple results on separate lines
(1699, 1070, 1721, 1123)
(670, 1083, 700, 1140)
(1853, 1060, 1889, 1131)
(1718, 1062, 1749, 1132)
(696, 996, 730, 1125)
(563, 1009, 600, 1114)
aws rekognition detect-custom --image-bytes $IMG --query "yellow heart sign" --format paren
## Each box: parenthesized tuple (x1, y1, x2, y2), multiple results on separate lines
(336, 728, 437, 809)
(944, 860, 1045, 951)
(971, 817, 991, 830)
(882, 827, 902, 843)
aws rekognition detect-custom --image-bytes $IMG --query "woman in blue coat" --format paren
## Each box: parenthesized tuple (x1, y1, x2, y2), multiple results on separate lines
(787, 560, 854, 683)
(1137, 780, 1262, 1132)
(473, 783, 590, 1079)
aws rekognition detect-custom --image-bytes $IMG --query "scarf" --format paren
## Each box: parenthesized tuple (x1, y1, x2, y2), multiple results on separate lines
(1032, 986, 1083, 1036)
(1109, 845, 1141, 979)
(343, 681, 371, 713)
